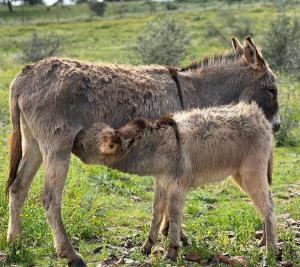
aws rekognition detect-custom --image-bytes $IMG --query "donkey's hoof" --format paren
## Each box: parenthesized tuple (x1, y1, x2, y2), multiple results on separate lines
(68, 258, 86, 267)
(140, 243, 152, 255)
(181, 234, 190, 246)
(164, 247, 178, 261)
(257, 238, 266, 247)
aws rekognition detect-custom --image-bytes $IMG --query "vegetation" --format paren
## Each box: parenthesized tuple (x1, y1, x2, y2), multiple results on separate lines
(20, 33, 61, 62)
(0, 1, 299, 266)
(135, 18, 190, 66)
(263, 12, 300, 78)
(88, 0, 107, 16)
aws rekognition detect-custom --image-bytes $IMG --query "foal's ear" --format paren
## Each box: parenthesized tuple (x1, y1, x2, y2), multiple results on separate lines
(243, 36, 266, 68)
(99, 132, 121, 155)
(231, 37, 243, 54)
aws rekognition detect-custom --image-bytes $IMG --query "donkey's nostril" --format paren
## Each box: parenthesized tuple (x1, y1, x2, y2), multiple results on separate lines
(273, 123, 280, 132)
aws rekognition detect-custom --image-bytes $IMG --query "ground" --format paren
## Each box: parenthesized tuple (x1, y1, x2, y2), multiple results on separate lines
(0, 1, 299, 266)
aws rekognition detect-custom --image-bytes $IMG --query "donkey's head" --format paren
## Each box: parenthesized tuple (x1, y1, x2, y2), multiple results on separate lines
(182, 36, 280, 132)
(232, 36, 280, 131)
(98, 119, 151, 155)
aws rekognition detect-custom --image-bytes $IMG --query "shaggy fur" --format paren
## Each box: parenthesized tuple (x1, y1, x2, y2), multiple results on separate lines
(73, 102, 277, 260)
(7, 37, 280, 266)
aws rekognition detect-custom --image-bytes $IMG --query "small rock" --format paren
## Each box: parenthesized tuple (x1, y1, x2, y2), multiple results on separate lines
(255, 230, 264, 239)
(0, 251, 7, 262)
(152, 246, 165, 255)
(295, 231, 300, 238)
(222, 252, 230, 257)
(295, 238, 300, 246)
(207, 204, 215, 210)
(227, 231, 235, 238)
(116, 257, 125, 264)
(93, 246, 103, 255)
(124, 258, 135, 264)
(131, 196, 142, 202)
(281, 260, 293, 267)
(287, 218, 297, 226)
(279, 213, 291, 220)
(185, 253, 202, 263)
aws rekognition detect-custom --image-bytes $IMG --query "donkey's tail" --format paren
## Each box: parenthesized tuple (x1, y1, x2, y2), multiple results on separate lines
(267, 150, 273, 185)
(6, 82, 22, 196)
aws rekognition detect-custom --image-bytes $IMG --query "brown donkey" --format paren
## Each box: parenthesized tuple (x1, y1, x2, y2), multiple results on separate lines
(73, 102, 277, 261)
(7, 37, 279, 266)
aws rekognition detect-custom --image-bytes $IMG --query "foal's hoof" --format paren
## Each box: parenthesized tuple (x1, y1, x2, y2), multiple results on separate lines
(68, 258, 86, 267)
(164, 247, 178, 261)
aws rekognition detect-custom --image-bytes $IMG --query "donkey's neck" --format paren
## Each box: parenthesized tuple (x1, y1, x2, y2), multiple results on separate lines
(179, 61, 251, 108)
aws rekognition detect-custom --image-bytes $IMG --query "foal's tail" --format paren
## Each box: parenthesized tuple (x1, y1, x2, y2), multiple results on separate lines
(6, 81, 22, 196)
(267, 150, 273, 185)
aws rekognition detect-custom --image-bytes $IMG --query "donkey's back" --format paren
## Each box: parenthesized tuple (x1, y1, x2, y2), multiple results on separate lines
(174, 103, 273, 186)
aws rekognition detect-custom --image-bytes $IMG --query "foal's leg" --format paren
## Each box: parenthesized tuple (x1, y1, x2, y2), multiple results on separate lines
(141, 180, 167, 255)
(161, 212, 189, 246)
(41, 143, 85, 267)
(239, 171, 277, 253)
(233, 174, 267, 247)
(7, 119, 42, 242)
(165, 184, 186, 260)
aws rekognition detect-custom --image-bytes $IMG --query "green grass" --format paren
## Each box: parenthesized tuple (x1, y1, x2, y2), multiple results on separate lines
(0, 2, 299, 266)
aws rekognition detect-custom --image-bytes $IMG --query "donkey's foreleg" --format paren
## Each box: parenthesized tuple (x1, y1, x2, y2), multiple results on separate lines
(7, 122, 42, 242)
(165, 184, 186, 260)
(41, 150, 85, 267)
(141, 180, 167, 255)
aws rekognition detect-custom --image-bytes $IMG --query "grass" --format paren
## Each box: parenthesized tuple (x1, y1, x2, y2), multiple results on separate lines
(0, 1, 299, 266)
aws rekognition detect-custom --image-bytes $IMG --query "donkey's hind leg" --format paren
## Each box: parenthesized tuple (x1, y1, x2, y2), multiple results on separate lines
(7, 118, 42, 242)
(233, 174, 267, 247)
(239, 170, 277, 252)
(40, 139, 85, 267)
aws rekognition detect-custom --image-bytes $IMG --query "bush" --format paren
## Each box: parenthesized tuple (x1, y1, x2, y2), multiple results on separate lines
(135, 18, 190, 66)
(275, 76, 300, 147)
(20, 33, 61, 63)
(88, 0, 107, 16)
(263, 12, 300, 78)
(165, 2, 178, 11)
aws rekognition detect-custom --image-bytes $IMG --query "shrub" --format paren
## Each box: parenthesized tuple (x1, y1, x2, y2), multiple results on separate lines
(135, 18, 190, 66)
(263, 13, 300, 78)
(275, 76, 299, 147)
(88, 0, 107, 16)
(20, 33, 61, 63)
(165, 2, 178, 11)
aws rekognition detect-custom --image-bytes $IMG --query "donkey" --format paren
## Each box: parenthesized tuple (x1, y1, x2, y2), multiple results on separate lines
(72, 102, 277, 261)
(7, 36, 279, 266)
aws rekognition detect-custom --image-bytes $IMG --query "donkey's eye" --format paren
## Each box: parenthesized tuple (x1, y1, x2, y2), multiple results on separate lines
(109, 144, 115, 149)
(267, 88, 276, 95)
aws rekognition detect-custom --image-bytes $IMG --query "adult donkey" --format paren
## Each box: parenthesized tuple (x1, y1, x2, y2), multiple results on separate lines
(7, 37, 280, 266)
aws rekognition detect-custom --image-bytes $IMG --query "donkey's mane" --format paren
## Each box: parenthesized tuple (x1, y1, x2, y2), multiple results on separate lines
(181, 50, 242, 72)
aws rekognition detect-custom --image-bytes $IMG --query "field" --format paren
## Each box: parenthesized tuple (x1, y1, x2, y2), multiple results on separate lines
(0, 1, 299, 266)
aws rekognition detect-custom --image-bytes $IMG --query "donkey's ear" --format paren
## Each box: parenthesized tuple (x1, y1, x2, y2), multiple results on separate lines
(243, 36, 266, 68)
(231, 37, 243, 54)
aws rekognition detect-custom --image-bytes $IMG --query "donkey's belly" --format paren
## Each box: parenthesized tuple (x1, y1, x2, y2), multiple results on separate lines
(187, 168, 238, 188)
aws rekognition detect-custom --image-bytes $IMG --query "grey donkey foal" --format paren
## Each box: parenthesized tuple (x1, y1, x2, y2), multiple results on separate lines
(73, 102, 277, 260)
